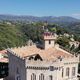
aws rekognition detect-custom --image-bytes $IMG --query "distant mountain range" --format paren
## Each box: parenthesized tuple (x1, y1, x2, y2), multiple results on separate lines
(0, 15, 80, 23)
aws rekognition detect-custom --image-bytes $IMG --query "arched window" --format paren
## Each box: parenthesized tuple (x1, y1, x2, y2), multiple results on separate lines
(16, 67, 21, 80)
(31, 73, 36, 80)
(72, 67, 76, 76)
(49, 75, 53, 80)
(16, 75, 21, 80)
(66, 67, 70, 77)
(39, 74, 44, 80)
(62, 68, 64, 77)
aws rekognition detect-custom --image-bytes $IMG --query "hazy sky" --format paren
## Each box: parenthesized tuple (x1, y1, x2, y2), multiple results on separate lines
(0, 0, 80, 19)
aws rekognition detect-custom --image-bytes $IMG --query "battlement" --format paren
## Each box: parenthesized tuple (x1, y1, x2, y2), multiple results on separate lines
(42, 31, 57, 49)
(43, 32, 57, 40)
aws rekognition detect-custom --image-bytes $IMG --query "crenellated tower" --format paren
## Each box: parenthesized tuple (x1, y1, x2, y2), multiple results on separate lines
(43, 30, 57, 49)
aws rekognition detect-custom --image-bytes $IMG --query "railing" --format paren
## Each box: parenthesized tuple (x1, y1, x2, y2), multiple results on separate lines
(59, 45, 76, 55)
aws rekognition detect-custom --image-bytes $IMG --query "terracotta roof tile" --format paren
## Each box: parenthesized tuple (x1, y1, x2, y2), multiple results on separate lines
(10, 45, 73, 61)
(0, 58, 8, 63)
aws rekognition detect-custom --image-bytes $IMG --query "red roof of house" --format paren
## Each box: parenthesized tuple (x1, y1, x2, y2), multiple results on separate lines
(0, 50, 8, 63)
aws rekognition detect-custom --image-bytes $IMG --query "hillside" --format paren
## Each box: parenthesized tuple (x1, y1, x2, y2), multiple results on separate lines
(0, 15, 80, 37)
(0, 15, 79, 23)
(0, 23, 27, 50)
(0, 22, 44, 50)
(0, 15, 80, 51)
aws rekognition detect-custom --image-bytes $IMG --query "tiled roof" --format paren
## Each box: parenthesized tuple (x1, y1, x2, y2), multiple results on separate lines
(0, 58, 8, 63)
(10, 45, 73, 61)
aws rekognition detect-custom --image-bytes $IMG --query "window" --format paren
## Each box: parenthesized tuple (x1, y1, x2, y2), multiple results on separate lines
(16, 75, 21, 80)
(17, 77, 18, 80)
(17, 67, 19, 74)
(72, 67, 76, 76)
(39, 74, 44, 80)
(39, 75, 40, 80)
(1, 71, 5, 75)
(31, 73, 36, 80)
(62, 68, 64, 78)
(49, 75, 53, 80)
(49, 40, 51, 44)
(66, 67, 70, 77)
(50, 66, 54, 71)
(17, 76, 20, 80)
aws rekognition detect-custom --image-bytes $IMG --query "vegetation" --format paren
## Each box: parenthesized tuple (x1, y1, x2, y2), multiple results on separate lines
(0, 21, 80, 54)
(0, 22, 44, 50)
(0, 18, 80, 73)
(0, 23, 27, 50)
(56, 36, 70, 47)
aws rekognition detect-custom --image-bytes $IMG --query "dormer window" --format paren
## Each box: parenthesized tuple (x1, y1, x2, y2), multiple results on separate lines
(28, 54, 43, 61)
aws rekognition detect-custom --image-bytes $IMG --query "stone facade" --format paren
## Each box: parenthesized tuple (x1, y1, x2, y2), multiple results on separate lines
(6, 51, 26, 80)
(26, 57, 79, 80)
(6, 52, 79, 80)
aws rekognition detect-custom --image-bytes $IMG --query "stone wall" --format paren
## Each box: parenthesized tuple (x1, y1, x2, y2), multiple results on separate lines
(25, 56, 79, 80)
(6, 51, 26, 80)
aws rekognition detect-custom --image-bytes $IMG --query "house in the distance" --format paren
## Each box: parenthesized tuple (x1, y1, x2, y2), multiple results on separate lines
(69, 41, 80, 49)
(6, 31, 79, 80)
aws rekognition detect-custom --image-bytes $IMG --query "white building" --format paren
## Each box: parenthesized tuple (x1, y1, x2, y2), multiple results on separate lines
(6, 31, 79, 80)
(69, 41, 80, 49)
